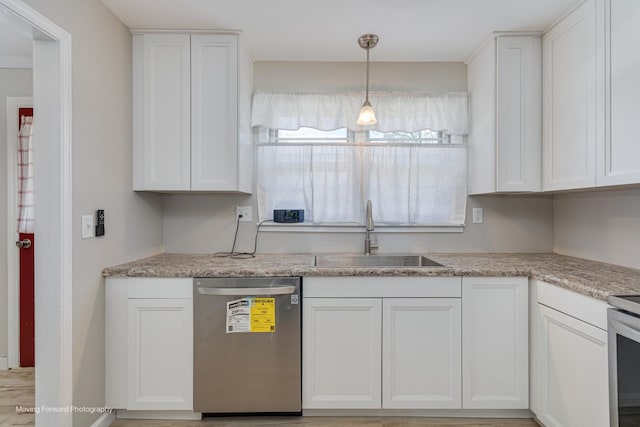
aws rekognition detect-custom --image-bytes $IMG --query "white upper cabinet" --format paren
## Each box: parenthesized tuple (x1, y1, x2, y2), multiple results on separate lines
(133, 32, 253, 193)
(467, 33, 542, 195)
(599, 0, 640, 185)
(543, 0, 604, 191)
(134, 34, 191, 191)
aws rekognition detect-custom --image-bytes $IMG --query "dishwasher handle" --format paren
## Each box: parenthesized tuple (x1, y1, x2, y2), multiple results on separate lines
(197, 285, 296, 296)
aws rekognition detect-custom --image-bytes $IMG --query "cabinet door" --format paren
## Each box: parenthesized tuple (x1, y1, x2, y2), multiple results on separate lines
(134, 33, 191, 191)
(462, 277, 528, 409)
(599, 0, 640, 185)
(302, 298, 382, 409)
(537, 304, 609, 427)
(127, 298, 193, 410)
(467, 35, 541, 195)
(467, 38, 497, 195)
(191, 34, 239, 191)
(543, 0, 603, 190)
(382, 298, 461, 409)
(496, 36, 541, 193)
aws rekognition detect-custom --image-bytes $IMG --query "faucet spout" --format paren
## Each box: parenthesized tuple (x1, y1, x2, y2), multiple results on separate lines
(364, 200, 378, 255)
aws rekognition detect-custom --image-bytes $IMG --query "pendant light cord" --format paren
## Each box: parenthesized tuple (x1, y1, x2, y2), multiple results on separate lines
(365, 44, 370, 103)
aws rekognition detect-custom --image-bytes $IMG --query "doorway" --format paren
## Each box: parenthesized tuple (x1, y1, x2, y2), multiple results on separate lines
(16, 106, 34, 368)
(6, 97, 33, 370)
(1, 0, 72, 425)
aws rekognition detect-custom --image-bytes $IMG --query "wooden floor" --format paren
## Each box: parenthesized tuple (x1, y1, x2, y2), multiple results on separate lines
(0, 367, 35, 426)
(111, 416, 540, 427)
(0, 369, 539, 426)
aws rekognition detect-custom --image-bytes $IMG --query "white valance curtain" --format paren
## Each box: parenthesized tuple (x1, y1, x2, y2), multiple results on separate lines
(17, 116, 34, 233)
(251, 91, 469, 134)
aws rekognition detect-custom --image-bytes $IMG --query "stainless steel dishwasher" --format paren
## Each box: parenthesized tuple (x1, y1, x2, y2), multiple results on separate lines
(193, 277, 301, 414)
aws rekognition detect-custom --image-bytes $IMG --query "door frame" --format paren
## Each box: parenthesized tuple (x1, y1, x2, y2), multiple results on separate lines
(6, 96, 33, 369)
(0, 0, 72, 425)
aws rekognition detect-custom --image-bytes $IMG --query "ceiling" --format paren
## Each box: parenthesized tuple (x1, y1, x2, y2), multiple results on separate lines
(0, 5, 34, 61)
(99, 0, 580, 62)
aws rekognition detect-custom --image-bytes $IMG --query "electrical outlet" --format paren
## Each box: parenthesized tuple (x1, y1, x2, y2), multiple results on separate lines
(236, 206, 252, 222)
(472, 208, 483, 224)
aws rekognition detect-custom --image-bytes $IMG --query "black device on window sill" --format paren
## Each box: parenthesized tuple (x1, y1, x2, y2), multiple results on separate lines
(273, 209, 304, 223)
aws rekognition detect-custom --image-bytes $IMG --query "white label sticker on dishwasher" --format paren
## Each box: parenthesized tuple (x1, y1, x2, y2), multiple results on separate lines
(226, 298, 251, 333)
(226, 297, 276, 333)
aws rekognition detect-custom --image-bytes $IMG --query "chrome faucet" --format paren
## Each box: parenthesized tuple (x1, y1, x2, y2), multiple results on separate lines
(364, 200, 378, 255)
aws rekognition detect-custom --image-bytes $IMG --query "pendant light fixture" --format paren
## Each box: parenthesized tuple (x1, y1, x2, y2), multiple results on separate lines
(357, 34, 379, 126)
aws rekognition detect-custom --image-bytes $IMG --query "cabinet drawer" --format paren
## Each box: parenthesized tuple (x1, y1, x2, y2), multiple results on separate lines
(303, 276, 461, 298)
(127, 277, 193, 299)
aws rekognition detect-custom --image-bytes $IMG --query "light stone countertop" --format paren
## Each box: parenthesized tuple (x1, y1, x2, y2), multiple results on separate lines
(102, 252, 640, 301)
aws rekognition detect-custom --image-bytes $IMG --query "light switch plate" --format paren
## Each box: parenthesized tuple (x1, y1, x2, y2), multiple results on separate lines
(81, 215, 94, 239)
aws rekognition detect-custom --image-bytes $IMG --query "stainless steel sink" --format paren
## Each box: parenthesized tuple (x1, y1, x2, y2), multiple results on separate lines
(313, 254, 444, 268)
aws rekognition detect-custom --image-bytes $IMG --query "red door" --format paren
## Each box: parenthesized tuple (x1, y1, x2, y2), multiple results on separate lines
(18, 107, 34, 367)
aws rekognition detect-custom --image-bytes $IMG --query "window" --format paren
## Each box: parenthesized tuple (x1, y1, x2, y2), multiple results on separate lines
(252, 92, 469, 228)
(257, 127, 466, 226)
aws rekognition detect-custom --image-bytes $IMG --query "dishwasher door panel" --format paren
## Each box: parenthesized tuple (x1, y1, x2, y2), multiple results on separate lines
(193, 277, 301, 413)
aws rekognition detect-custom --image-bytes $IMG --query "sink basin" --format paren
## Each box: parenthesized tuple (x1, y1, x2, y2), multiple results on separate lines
(314, 254, 444, 268)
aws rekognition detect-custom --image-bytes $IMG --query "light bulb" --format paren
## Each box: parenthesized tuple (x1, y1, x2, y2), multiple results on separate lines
(357, 101, 377, 126)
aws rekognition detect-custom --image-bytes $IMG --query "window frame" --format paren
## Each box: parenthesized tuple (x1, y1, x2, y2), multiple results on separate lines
(266, 127, 452, 145)
(256, 126, 466, 233)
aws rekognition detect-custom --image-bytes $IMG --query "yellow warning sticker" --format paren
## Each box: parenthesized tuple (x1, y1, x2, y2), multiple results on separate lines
(250, 297, 275, 332)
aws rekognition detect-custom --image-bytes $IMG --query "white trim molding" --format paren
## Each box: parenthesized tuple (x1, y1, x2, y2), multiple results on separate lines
(5, 96, 32, 370)
(0, 356, 7, 370)
(0, 54, 32, 68)
(0, 1, 72, 426)
(89, 411, 116, 427)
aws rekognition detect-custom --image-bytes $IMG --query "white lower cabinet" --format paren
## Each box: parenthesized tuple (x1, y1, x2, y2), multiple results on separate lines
(106, 278, 194, 412)
(127, 298, 193, 410)
(302, 276, 531, 412)
(462, 277, 529, 409)
(383, 298, 461, 409)
(302, 276, 464, 410)
(302, 298, 382, 409)
(531, 280, 609, 427)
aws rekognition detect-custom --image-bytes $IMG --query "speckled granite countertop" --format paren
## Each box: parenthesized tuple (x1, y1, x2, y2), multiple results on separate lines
(102, 252, 640, 301)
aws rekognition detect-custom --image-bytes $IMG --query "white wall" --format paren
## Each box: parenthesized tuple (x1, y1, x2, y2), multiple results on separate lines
(21, 0, 164, 425)
(0, 68, 32, 363)
(162, 61, 554, 255)
(254, 61, 468, 92)
(163, 193, 554, 254)
(554, 188, 640, 269)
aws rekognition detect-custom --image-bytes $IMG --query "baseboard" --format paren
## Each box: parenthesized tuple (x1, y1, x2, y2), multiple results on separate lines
(115, 410, 202, 420)
(0, 357, 7, 370)
(302, 409, 534, 418)
(90, 411, 115, 427)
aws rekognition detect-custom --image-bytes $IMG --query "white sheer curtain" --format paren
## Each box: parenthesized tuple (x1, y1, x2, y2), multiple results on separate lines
(363, 145, 467, 225)
(17, 116, 35, 233)
(252, 91, 469, 134)
(253, 91, 468, 226)
(257, 144, 467, 226)
(256, 144, 363, 223)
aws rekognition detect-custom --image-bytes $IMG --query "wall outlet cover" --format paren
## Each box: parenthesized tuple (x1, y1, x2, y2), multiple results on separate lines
(236, 206, 253, 222)
(472, 208, 484, 224)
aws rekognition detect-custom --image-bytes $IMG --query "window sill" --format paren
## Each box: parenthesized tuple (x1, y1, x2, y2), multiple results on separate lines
(259, 222, 464, 233)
